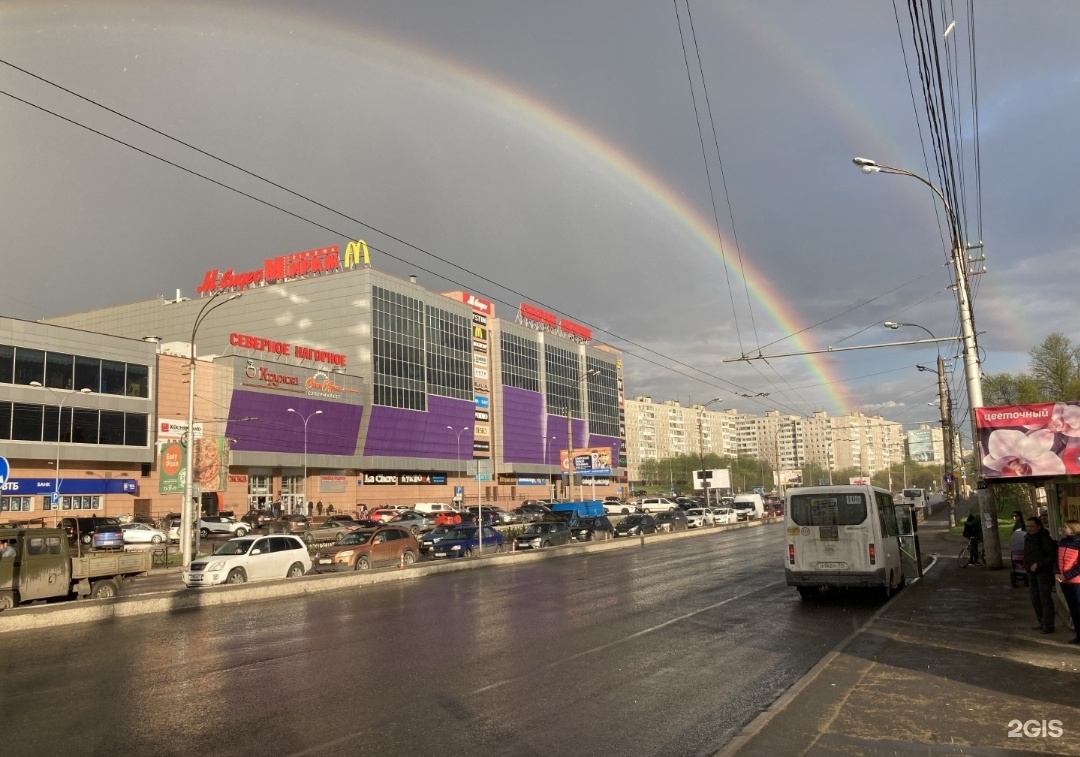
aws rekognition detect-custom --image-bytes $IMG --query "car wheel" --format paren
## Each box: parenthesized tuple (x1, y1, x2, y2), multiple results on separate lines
(235, 527, 248, 537)
(585, 532, 593, 541)
(622, 508, 630, 514)
(225, 568, 247, 585)
(354, 556, 370, 570)
(90, 579, 119, 599)
(81, 533, 92, 545)
(0, 592, 16, 611)
(335, 532, 345, 543)
(402, 551, 416, 565)
(411, 526, 419, 535)
(462, 548, 473, 558)
(200, 528, 210, 538)
(494, 544, 504, 554)
(286, 562, 305, 578)
(151, 535, 163, 544)
(303, 532, 314, 544)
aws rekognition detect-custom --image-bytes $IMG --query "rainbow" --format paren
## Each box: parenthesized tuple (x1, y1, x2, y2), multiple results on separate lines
(7, 3, 863, 412)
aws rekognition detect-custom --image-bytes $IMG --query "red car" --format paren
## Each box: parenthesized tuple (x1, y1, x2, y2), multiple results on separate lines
(433, 511, 463, 527)
(369, 508, 400, 523)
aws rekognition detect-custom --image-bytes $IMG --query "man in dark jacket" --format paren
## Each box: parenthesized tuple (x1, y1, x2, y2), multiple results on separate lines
(962, 514, 983, 564)
(1024, 517, 1058, 633)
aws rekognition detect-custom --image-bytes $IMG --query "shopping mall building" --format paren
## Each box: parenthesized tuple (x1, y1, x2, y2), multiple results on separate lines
(0, 243, 625, 521)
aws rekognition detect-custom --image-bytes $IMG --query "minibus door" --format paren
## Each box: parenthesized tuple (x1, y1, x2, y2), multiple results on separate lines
(895, 504, 922, 579)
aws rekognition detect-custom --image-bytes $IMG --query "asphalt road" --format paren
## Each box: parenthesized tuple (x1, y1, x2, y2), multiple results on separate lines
(0, 523, 882, 757)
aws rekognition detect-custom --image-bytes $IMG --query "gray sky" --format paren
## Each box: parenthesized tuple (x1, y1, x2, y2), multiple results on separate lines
(2, 1, 1077, 431)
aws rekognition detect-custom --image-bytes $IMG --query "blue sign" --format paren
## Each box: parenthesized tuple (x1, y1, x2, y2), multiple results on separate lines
(51, 492, 59, 505)
(475, 395, 489, 409)
(0, 478, 138, 495)
(0, 456, 8, 487)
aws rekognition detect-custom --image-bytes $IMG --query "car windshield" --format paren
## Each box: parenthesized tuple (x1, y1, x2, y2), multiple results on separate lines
(338, 532, 374, 546)
(576, 518, 598, 527)
(425, 527, 451, 538)
(522, 525, 549, 535)
(214, 539, 254, 556)
(621, 516, 642, 526)
(446, 528, 475, 540)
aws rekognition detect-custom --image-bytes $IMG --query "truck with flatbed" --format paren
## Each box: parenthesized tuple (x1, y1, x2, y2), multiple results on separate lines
(0, 527, 152, 610)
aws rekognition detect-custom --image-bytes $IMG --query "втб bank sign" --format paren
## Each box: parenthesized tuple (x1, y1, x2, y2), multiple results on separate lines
(975, 402, 1080, 478)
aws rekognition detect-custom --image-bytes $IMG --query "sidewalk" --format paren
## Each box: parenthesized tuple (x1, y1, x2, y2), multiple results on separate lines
(722, 511, 1080, 756)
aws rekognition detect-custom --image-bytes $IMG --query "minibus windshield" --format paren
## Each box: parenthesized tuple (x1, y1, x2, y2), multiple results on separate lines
(789, 493, 867, 527)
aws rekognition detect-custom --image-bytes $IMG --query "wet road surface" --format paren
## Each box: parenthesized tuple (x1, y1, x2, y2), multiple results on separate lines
(0, 523, 881, 757)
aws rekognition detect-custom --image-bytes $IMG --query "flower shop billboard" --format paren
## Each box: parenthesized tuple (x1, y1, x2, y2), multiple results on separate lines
(975, 402, 1080, 478)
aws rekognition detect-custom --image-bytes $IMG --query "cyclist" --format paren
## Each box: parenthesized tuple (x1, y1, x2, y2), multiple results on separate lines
(962, 513, 983, 565)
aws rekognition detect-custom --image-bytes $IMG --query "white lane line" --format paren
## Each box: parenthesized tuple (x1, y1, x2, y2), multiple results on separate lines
(471, 579, 786, 696)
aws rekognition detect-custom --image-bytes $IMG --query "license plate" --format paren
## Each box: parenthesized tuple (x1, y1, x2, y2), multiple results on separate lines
(319, 558, 332, 564)
(816, 562, 849, 570)
(433, 553, 446, 558)
(188, 574, 203, 582)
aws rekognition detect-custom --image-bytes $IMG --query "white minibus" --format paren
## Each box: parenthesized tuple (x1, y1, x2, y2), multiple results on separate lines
(784, 484, 905, 601)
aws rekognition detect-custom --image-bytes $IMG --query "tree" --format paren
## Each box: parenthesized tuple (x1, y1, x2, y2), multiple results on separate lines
(982, 371, 1043, 406)
(1029, 332, 1080, 401)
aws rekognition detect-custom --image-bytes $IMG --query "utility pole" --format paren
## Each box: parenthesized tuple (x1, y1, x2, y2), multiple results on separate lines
(935, 353, 957, 527)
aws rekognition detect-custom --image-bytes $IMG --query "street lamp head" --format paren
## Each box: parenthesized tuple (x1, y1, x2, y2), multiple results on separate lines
(287, 408, 297, 414)
(29, 381, 43, 387)
(916, 365, 930, 372)
(884, 321, 900, 330)
(79, 387, 92, 394)
(226, 293, 242, 302)
(852, 157, 880, 173)
(314, 410, 323, 416)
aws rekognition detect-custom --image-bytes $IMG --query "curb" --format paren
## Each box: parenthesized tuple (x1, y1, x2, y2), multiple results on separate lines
(0, 518, 777, 634)
(715, 554, 939, 757)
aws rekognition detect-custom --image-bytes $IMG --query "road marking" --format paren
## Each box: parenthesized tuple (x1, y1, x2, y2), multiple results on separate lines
(471, 579, 786, 696)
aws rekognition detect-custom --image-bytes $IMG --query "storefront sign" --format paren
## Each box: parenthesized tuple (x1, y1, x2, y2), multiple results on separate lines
(449, 292, 493, 315)
(975, 402, 1080, 477)
(235, 357, 362, 402)
(231, 332, 347, 367)
(399, 473, 448, 485)
(158, 418, 204, 440)
(473, 340, 488, 354)
(159, 442, 185, 494)
(319, 475, 347, 493)
(474, 354, 488, 366)
(193, 437, 228, 493)
(518, 302, 592, 343)
(2, 478, 138, 495)
(362, 472, 399, 485)
(475, 382, 490, 393)
(561, 446, 613, 475)
(474, 425, 490, 437)
(473, 441, 490, 453)
(472, 313, 487, 326)
(475, 395, 490, 409)
(474, 367, 489, 380)
(472, 326, 487, 340)
(228, 474, 249, 484)
(475, 409, 489, 422)
(197, 246, 341, 294)
(342, 239, 370, 268)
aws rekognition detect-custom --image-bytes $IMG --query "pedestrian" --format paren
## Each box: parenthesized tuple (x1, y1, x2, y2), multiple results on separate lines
(316, 501, 324, 517)
(962, 513, 983, 565)
(307, 501, 314, 517)
(1011, 510, 1025, 532)
(1024, 516, 1059, 634)
(1055, 519, 1080, 644)
(327, 503, 335, 517)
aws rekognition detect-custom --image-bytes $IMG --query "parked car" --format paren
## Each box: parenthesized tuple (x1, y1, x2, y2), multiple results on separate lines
(303, 518, 360, 544)
(412, 502, 457, 514)
(116, 514, 156, 526)
(120, 523, 168, 544)
(675, 497, 701, 511)
(183, 534, 311, 586)
(655, 510, 690, 532)
(368, 508, 400, 523)
(684, 508, 715, 528)
(92, 524, 126, 551)
(513, 522, 572, 550)
(240, 510, 274, 529)
(433, 511, 464, 527)
(571, 515, 615, 541)
(418, 525, 455, 554)
(514, 503, 552, 522)
(614, 513, 658, 537)
(466, 505, 510, 525)
(638, 497, 678, 514)
(712, 507, 738, 525)
(60, 516, 121, 546)
(602, 499, 636, 515)
(268, 515, 311, 535)
(198, 516, 250, 538)
(431, 525, 505, 558)
(388, 511, 435, 535)
(313, 526, 419, 571)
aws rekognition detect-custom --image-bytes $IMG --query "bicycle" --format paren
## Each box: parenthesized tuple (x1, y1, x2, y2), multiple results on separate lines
(958, 537, 985, 568)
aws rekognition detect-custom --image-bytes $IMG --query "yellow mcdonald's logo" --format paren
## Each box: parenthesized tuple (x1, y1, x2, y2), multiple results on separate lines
(344, 239, 370, 268)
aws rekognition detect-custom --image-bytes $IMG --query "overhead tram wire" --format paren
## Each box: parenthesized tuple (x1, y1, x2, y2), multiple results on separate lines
(0, 81, 810, 419)
(669, 0, 746, 356)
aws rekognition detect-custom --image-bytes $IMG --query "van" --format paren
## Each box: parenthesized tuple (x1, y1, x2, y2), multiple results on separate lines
(731, 494, 764, 521)
(899, 489, 928, 511)
(784, 484, 906, 600)
(413, 502, 456, 514)
(638, 497, 677, 514)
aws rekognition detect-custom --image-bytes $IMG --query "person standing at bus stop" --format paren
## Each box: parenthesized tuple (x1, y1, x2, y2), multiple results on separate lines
(1055, 519, 1080, 644)
(1025, 516, 1058, 634)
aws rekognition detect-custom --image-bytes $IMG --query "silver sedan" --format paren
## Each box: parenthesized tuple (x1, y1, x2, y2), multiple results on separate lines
(120, 522, 169, 544)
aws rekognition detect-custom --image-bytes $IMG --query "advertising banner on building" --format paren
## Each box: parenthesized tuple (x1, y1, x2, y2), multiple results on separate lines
(907, 428, 936, 462)
(562, 447, 613, 475)
(193, 437, 228, 493)
(975, 402, 1079, 477)
(774, 469, 803, 488)
(319, 475, 347, 493)
(158, 441, 186, 494)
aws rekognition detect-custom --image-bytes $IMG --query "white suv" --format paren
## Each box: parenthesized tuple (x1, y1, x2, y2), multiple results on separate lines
(638, 497, 678, 513)
(198, 516, 249, 538)
(183, 534, 311, 587)
(413, 502, 457, 514)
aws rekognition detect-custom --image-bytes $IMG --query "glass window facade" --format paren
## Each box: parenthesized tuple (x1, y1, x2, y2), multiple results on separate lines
(586, 356, 619, 437)
(545, 345, 583, 418)
(424, 305, 471, 400)
(0, 402, 149, 447)
(372, 286, 426, 410)
(500, 332, 540, 392)
(0, 344, 149, 398)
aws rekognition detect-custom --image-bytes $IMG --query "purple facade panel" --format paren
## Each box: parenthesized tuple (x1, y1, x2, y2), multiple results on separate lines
(225, 390, 363, 456)
(502, 386, 612, 466)
(587, 434, 623, 462)
(363, 395, 474, 459)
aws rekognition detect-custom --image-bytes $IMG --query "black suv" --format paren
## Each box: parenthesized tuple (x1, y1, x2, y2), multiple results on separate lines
(655, 510, 690, 532)
(571, 515, 615, 541)
(60, 516, 121, 545)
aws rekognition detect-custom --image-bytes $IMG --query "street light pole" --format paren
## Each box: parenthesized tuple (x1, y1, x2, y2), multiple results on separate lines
(181, 292, 241, 570)
(565, 368, 599, 501)
(696, 398, 722, 508)
(29, 382, 91, 527)
(886, 320, 958, 528)
(288, 409, 322, 518)
(856, 157, 997, 565)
